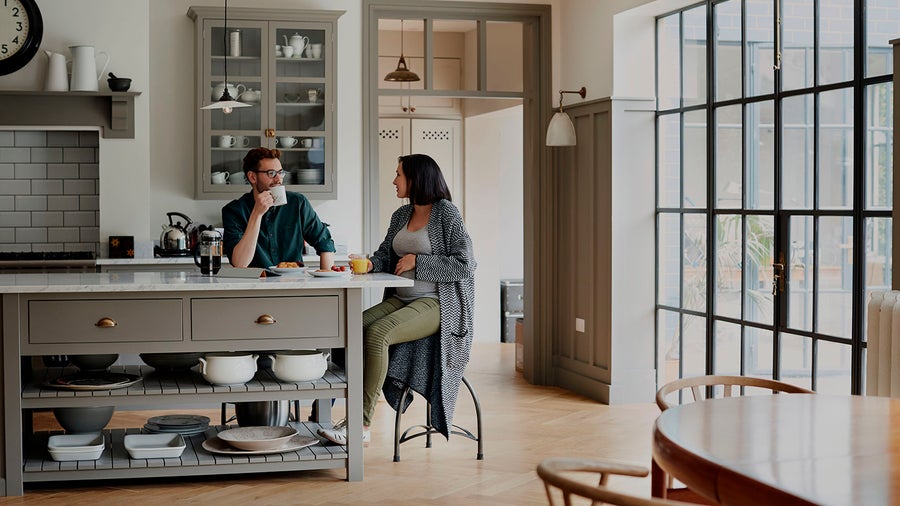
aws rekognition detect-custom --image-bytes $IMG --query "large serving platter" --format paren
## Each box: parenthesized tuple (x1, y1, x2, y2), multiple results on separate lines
(44, 373, 142, 391)
(202, 434, 318, 455)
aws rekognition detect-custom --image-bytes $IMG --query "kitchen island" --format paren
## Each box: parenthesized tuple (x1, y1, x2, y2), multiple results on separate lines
(0, 271, 411, 496)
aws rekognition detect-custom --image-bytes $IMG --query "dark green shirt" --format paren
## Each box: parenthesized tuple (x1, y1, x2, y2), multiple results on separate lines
(221, 190, 335, 268)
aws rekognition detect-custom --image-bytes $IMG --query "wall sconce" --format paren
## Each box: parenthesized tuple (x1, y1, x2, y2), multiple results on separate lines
(545, 87, 586, 146)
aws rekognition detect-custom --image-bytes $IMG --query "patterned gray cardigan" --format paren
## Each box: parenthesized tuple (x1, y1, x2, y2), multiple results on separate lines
(369, 199, 476, 438)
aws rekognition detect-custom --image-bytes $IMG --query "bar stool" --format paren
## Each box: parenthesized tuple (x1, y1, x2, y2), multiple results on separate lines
(392, 375, 484, 462)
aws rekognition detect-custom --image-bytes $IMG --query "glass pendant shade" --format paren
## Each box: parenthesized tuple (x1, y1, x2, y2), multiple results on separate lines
(545, 111, 576, 146)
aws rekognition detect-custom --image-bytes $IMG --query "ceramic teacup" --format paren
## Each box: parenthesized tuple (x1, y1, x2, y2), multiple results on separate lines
(277, 136, 298, 148)
(281, 45, 294, 58)
(270, 185, 287, 206)
(218, 135, 236, 148)
(211, 171, 230, 184)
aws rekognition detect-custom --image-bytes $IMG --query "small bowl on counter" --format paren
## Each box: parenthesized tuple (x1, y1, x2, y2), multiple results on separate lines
(47, 433, 104, 461)
(124, 433, 186, 459)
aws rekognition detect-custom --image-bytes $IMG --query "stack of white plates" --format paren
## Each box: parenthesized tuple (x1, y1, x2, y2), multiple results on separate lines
(297, 168, 323, 184)
(47, 433, 105, 461)
(143, 414, 210, 436)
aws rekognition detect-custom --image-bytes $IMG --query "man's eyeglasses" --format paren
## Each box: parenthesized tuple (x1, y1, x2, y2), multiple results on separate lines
(253, 169, 286, 178)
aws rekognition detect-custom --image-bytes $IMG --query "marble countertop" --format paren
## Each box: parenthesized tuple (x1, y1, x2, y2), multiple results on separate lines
(0, 271, 411, 294)
(96, 254, 350, 266)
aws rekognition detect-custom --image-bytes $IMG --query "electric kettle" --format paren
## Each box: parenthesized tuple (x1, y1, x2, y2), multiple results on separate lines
(158, 212, 193, 256)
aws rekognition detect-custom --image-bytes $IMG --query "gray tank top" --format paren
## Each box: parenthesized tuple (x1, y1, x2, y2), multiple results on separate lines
(392, 225, 439, 302)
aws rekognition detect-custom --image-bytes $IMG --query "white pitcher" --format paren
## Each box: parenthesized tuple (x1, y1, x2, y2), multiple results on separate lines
(69, 45, 110, 92)
(44, 51, 69, 92)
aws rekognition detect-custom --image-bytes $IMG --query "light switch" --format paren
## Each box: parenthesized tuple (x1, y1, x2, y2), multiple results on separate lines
(575, 318, 585, 333)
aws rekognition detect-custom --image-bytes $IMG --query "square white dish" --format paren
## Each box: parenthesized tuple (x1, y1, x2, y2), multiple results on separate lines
(124, 433, 186, 459)
(47, 433, 104, 461)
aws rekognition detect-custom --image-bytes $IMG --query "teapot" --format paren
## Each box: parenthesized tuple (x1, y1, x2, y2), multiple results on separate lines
(240, 88, 261, 102)
(211, 82, 245, 101)
(158, 211, 193, 255)
(284, 33, 309, 56)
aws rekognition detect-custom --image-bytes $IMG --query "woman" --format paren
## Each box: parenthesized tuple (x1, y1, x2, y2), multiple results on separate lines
(318, 154, 476, 445)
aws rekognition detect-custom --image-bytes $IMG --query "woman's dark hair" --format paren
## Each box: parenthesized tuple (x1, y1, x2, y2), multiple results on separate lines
(398, 154, 452, 205)
(242, 147, 282, 174)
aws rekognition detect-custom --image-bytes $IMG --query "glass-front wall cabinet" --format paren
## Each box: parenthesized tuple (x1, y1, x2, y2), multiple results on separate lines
(188, 7, 343, 199)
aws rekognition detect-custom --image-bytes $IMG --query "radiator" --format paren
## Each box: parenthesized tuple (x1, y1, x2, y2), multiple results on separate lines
(866, 291, 900, 397)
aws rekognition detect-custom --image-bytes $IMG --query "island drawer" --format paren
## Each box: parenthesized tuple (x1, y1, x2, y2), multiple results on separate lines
(27, 298, 184, 344)
(191, 295, 341, 340)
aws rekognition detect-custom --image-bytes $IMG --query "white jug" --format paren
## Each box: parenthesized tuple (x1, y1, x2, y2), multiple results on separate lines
(69, 45, 110, 92)
(44, 51, 69, 92)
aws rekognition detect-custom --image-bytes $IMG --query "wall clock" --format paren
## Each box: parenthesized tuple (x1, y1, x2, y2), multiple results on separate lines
(0, 0, 43, 76)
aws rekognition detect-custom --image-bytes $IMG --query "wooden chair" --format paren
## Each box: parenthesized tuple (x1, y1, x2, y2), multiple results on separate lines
(653, 375, 814, 503)
(536, 457, 696, 506)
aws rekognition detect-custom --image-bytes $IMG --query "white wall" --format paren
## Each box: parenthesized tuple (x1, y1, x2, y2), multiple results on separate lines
(466, 105, 524, 343)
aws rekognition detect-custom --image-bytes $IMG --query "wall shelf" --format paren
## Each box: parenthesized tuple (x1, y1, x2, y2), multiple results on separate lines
(0, 90, 140, 139)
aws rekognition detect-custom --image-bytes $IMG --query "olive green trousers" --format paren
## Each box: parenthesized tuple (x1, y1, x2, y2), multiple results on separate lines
(362, 296, 440, 425)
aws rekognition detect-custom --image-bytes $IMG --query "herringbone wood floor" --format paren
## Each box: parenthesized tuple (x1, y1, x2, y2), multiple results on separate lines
(1, 343, 660, 505)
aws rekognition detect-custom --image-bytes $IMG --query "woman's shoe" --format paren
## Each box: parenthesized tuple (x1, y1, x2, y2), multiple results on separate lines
(317, 419, 371, 445)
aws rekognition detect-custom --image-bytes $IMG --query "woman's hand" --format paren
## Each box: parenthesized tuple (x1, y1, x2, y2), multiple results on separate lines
(394, 254, 416, 275)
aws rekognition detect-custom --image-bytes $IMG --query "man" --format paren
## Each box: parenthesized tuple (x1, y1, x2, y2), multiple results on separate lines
(222, 147, 335, 270)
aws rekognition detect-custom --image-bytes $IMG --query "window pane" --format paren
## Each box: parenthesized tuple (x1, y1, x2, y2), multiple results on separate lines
(816, 340, 852, 394)
(745, 326, 773, 378)
(745, 0, 774, 97)
(683, 314, 707, 377)
(714, 0, 741, 101)
(817, 216, 853, 338)
(747, 101, 775, 209)
(658, 114, 681, 208)
(684, 110, 707, 208)
(781, 0, 814, 91)
(819, 88, 853, 209)
(818, 0, 854, 85)
(658, 309, 682, 385)
(714, 320, 742, 374)
(780, 333, 813, 390)
(866, 82, 893, 210)
(788, 216, 814, 331)
(485, 21, 523, 93)
(683, 6, 707, 107)
(715, 214, 743, 319)
(866, 0, 899, 77)
(782, 94, 814, 209)
(683, 214, 707, 312)
(744, 215, 774, 324)
(715, 105, 742, 209)
(658, 213, 681, 307)
(658, 14, 681, 110)
(864, 217, 892, 310)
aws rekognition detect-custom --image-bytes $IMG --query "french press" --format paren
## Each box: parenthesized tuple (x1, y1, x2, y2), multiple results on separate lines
(193, 229, 223, 275)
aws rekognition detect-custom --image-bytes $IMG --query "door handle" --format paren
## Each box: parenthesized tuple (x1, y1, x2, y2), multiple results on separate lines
(772, 253, 785, 295)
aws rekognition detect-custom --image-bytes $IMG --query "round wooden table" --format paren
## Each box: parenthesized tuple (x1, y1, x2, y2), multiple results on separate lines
(652, 394, 900, 506)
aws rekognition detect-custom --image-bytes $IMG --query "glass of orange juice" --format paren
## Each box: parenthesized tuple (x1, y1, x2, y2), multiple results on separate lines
(349, 254, 369, 274)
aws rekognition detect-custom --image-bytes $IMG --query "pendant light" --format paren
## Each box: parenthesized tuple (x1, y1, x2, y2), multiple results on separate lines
(384, 19, 420, 82)
(546, 87, 587, 146)
(202, 0, 250, 114)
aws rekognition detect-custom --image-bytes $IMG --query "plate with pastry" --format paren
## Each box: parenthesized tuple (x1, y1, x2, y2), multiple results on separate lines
(268, 261, 306, 275)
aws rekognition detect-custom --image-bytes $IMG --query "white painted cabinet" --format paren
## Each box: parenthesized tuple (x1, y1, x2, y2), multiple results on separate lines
(377, 118, 463, 231)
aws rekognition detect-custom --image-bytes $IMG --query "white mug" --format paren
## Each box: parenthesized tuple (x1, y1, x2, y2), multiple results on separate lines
(310, 43, 323, 59)
(211, 171, 230, 184)
(301, 138, 313, 148)
(218, 135, 236, 148)
(233, 135, 251, 148)
(307, 88, 320, 102)
(270, 185, 287, 206)
(277, 136, 298, 148)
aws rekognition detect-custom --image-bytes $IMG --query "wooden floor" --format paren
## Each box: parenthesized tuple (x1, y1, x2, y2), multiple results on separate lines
(2, 343, 661, 505)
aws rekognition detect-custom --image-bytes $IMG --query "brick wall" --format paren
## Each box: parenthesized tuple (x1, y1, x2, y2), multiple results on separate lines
(0, 131, 100, 255)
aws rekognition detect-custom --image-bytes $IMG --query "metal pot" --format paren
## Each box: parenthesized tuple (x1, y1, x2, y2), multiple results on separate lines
(234, 401, 290, 426)
(159, 211, 193, 255)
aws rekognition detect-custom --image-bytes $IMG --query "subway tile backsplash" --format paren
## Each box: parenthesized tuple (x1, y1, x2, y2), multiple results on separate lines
(0, 131, 99, 254)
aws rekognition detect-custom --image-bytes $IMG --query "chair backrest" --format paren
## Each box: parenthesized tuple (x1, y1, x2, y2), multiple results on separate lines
(536, 457, 695, 506)
(656, 375, 814, 411)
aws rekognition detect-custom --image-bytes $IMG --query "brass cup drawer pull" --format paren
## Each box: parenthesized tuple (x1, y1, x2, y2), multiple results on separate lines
(95, 317, 118, 328)
(255, 314, 277, 325)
